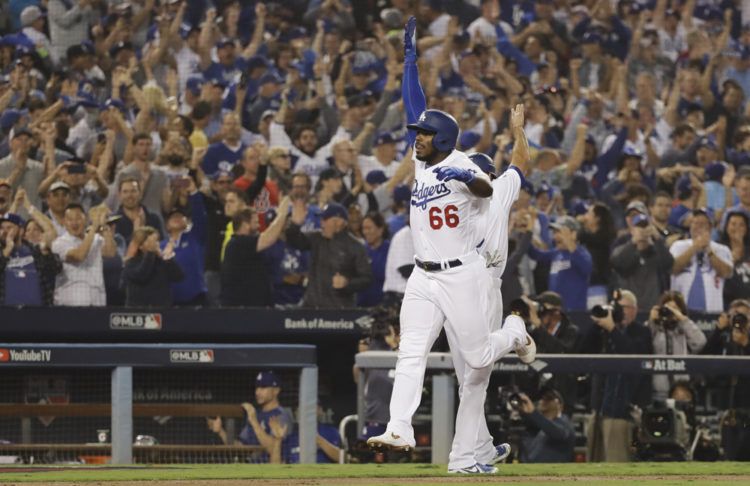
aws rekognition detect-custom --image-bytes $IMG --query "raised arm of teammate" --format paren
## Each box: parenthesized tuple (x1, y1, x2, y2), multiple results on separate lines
(403, 16, 426, 147)
(509, 104, 530, 175)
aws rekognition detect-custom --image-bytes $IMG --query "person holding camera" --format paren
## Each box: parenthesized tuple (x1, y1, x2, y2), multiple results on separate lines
(647, 291, 707, 401)
(515, 388, 575, 463)
(353, 314, 400, 440)
(520, 292, 579, 411)
(702, 299, 750, 460)
(581, 289, 653, 462)
(611, 213, 674, 311)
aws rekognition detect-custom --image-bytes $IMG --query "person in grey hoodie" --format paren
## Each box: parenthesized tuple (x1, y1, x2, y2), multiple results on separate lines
(647, 291, 707, 401)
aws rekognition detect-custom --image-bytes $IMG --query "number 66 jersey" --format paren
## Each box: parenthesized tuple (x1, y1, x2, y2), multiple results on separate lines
(410, 150, 491, 262)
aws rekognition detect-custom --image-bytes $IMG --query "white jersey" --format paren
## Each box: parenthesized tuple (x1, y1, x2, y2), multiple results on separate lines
(410, 150, 490, 262)
(477, 166, 523, 279)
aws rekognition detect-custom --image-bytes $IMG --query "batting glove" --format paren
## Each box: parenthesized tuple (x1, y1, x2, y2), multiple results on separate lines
(433, 166, 476, 184)
(404, 16, 417, 62)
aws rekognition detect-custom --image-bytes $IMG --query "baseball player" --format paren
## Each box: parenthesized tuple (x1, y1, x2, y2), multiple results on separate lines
(445, 106, 534, 471)
(367, 17, 531, 474)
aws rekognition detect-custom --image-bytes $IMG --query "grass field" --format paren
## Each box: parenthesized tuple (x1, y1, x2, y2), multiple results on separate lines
(0, 462, 749, 485)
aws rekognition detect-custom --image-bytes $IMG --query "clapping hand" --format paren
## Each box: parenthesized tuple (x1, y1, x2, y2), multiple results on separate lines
(433, 166, 476, 184)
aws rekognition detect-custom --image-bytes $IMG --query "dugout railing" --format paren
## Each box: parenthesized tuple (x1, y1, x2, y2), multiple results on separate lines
(354, 352, 750, 464)
(0, 343, 318, 464)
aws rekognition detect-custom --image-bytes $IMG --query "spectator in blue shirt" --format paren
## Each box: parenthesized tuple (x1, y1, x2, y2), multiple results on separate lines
(202, 112, 246, 176)
(517, 388, 575, 463)
(358, 212, 390, 307)
(528, 215, 592, 311)
(161, 178, 208, 306)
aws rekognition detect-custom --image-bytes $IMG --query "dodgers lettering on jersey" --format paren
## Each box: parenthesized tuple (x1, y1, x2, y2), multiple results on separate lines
(410, 150, 490, 262)
(477, 167, 523, 278)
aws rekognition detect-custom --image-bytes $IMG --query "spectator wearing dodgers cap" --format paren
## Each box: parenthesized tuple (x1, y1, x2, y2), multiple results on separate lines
(286, 201, 372, 308)
(359, 132, 400, 179)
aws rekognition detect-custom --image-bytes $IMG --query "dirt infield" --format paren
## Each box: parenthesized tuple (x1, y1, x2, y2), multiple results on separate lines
(11, 475, 750, 486)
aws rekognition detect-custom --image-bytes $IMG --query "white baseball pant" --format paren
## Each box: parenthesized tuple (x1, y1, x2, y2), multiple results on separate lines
(447, 276, 524, 468)
(386, 255, 522, 450)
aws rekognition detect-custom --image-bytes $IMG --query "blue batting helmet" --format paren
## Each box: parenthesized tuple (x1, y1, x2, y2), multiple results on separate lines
(468, 153, 495, 176)
(407, 109, 459, 152)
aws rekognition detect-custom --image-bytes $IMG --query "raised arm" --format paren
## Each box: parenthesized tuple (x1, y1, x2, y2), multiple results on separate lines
(509, 104, 530, 175)
(257, 197, 291, 252)
(402, 17, 426, 147)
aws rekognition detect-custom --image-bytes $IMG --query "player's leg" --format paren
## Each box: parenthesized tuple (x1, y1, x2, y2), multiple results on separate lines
(474, 276, 505, 464)
(438, 261, 522, 370)
(370, 270, 445, 449)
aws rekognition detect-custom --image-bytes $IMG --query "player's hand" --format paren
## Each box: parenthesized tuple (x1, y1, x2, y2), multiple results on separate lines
(433, 166, 475, 184)
(404, 16, 417, 60)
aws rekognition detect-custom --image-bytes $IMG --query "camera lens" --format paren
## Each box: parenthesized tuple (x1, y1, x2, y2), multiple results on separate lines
(591, 305, 609, 318)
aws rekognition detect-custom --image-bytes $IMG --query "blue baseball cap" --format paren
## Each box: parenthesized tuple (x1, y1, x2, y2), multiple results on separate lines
(375, 132, 398, 146)
(0, 213, 25, 227)
(676, 174, 692, 197)
(571, 200, 590, 217)
(705, 161, 726, 182)
(103, 98, 126, 113)
(366, 170, 388, 185)
(186, 76, 204, 96)
(393, 185, 412, 204)
(582, 30, 603, 44)
(622, 145, 643, 158)
(0, 109, 24, 131)
(216, 38, 235, 49)
(258, 71, 284, 86)
(459, 131, 481, 150)
(255, 371, 280, 388)
(246, 55, 270, 70)
(699, 136, 718, 151)
(321, 202, 348, 221)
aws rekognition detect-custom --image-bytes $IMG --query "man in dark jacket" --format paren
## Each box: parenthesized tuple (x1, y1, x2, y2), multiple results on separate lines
(523, 291, 579, 412)
(580, 289, 653, 462)
(518, 388, 575, 463)
(0, 213, 61, 305)
(286, 201, 372, 308)
(611, 213, 674, 310)
(702, 299, 750, 460)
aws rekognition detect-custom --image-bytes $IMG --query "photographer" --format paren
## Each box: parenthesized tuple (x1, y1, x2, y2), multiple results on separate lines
(521, 291, 580, 412)
(516, 388, 575, 463)
(580, 290, 653, 462)
(702, 299, 750, 460)
(352, 312, 400, 440)
(647, 291, 706, 401)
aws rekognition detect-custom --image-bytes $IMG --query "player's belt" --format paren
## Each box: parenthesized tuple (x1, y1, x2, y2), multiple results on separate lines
(414, 258, 463, 272)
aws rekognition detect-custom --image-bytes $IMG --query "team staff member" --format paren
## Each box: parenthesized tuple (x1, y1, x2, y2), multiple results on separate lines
(517, 388, 576, 463)
(207, 371, 293, 464)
